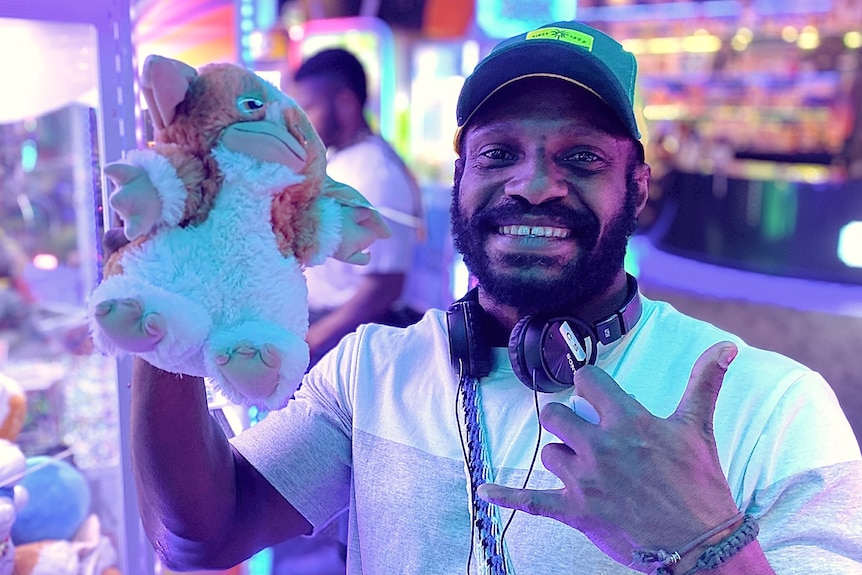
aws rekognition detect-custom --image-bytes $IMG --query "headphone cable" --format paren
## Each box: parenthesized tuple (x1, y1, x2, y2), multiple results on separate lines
(499, 369, 544, 546)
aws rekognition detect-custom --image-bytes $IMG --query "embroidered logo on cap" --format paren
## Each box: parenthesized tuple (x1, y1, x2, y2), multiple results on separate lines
(525, 27, 595, 51)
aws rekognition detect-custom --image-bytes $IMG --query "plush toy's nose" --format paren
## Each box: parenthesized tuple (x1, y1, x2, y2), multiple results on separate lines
(220, 122, 307, 170)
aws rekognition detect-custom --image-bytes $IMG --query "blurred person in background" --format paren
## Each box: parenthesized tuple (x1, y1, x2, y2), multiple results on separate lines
(270, 47, 424, 575)
(290, 48, 424, 369)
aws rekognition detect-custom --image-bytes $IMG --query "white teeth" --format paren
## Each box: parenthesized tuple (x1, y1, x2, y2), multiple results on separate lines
(499, 225, 570, 239)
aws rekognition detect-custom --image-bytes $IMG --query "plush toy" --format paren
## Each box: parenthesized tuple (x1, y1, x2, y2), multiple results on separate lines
(88, 55, 389, 409)
(13, 514, 120, 575)
(0, 374, 119, 575)
(0, 439, 27, 575)
(0, 375, 25, 444)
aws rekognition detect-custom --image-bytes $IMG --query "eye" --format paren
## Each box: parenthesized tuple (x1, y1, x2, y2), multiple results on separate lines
(564, 150, 600, 164)
(237, 96, 266, 114)
(478, 147, 516, 162)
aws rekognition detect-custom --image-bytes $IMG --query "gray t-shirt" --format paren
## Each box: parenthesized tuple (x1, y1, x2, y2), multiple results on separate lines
(233, 297, 862, 574)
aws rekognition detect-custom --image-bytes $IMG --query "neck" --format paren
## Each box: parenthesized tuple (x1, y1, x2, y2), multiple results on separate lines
(334, 123, 372, 152)
(477, 271, 633, 333)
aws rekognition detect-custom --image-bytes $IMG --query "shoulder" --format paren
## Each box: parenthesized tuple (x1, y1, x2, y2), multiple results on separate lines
(316, 308, 449, 375)
(637, 296, 817, 385)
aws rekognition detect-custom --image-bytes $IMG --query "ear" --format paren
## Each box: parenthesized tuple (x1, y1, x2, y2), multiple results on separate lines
(139, 55, 198, 130)
(632, 161, 651, 217)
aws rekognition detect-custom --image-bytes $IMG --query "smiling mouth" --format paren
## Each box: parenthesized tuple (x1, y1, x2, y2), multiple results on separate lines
(498, 225, 571, 239)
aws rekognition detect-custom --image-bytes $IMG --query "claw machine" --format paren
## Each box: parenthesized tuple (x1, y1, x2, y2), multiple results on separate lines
(0, 0, 157, 573)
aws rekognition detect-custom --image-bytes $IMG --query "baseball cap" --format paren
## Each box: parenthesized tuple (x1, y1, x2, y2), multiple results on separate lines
(454, 21, 640, 153)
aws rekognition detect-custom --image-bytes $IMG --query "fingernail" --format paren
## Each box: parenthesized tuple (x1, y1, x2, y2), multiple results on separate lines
(719, 345, 738, 369)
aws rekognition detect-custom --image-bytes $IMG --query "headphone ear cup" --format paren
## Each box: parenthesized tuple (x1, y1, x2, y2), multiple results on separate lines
(447, 298, 491, 379)
(507, 315, 534, 388)
(509, 315, 598, 393)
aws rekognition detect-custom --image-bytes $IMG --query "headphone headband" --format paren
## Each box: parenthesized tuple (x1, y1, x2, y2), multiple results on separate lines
(447, 274, 642, 390)
(591, 273, 642, 345)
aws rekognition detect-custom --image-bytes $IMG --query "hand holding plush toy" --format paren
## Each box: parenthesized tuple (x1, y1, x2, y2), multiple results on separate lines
(88, 55, 390, 410)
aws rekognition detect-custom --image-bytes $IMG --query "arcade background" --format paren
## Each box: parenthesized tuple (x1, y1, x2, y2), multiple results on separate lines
(0, 0, 862, 574)
(133, 0, 862, 438)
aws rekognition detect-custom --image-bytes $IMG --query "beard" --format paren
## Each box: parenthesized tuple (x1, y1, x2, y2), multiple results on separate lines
(450, 161, 639, 315)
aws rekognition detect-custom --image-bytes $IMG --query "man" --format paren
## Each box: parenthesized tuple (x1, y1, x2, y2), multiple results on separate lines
(289, 48, 423, 367)
(131, 21, 862, 574)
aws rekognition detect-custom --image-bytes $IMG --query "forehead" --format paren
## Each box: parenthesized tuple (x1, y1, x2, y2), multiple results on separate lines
(463, 78, 629, 146)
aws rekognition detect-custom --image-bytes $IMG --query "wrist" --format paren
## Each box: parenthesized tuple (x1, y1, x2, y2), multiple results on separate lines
(633, 513, 760, 575)
(670, 515, 745, 574)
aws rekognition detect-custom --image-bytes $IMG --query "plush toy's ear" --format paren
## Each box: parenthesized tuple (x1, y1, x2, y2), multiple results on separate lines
(140, 55, 198, 130)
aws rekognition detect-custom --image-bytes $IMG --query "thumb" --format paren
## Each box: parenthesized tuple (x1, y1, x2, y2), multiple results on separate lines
(673, 342, 738, 433)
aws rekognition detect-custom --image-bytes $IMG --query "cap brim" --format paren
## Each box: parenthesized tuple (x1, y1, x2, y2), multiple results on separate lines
(455, 41, 639, 151)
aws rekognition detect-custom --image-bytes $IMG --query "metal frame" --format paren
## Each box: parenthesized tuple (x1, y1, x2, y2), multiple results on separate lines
(0, 0, 153, 573)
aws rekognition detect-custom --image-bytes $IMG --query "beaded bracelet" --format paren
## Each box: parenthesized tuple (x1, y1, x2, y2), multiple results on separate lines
(631, 512, 759, 575)
(679, 514, 760, 575)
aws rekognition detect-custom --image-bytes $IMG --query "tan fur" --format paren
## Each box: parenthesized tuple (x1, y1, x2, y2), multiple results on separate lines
(147, 62, 325, 258)
(270, 97, 328, 261)
(0, 392, 25, 442)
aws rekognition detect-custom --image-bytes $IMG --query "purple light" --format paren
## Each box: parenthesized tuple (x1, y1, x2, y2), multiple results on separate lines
(631, 236, 862, 318)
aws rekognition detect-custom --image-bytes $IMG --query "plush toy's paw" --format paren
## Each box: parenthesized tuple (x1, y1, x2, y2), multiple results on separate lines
(93, 298, 166, 353)
(324, 178, 391, 265)
(215, 342, 282, 402)
(104, 162, 163, 240)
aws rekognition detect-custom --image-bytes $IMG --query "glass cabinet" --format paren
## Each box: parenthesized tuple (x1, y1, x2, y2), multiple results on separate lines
(0, 0, 156, 573)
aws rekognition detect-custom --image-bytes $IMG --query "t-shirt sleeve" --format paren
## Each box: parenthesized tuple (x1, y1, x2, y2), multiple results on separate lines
(737, 372, 862, 572)
(231, 339, 356, 530)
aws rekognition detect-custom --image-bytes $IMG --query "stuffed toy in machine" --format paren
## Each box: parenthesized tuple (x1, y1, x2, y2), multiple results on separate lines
(0, 439, 26, 575)
(9, 456, 120, 575)
(88, 55, 389, 410)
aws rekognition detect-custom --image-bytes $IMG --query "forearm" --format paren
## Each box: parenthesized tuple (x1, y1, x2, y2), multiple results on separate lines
(130, 358, 313, 569)
(130, 359, 240, 565)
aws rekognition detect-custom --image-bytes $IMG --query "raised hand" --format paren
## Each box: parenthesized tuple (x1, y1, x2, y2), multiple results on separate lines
(477, 342, 741, 568)
(104, 162, 163, 240)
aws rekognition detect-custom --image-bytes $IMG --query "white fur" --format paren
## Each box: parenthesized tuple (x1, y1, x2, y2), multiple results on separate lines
(303, 195, 343, 266)
(90, 144, 313, 408)
(125, 148, 187, 227)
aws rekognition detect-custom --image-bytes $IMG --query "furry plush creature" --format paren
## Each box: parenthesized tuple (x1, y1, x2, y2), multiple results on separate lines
(88, 55, 389, 409)
(0, 439, 26, 575)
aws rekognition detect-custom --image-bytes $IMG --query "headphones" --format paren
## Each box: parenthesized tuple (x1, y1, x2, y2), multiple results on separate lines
(446, 274, 642, 393)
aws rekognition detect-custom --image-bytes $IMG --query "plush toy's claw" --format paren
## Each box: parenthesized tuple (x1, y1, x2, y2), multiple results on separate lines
(105, 162, 163, 240)
(215, 342, 282, 401)
(322, 176, 392, 264)
(93, 298, 166, 352)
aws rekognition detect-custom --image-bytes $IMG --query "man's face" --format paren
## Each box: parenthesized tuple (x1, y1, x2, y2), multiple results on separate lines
(291, 76, 340, 149)
(451, 79, 648, 315)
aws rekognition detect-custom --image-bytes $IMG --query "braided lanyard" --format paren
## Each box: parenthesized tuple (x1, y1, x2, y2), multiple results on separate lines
(460, 374, 515, 575)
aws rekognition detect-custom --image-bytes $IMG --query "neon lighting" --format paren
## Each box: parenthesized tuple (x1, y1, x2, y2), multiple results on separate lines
(20, 140, 38, 173)
(133, 0, 237, 67)
(477, 0, 577, 39)
(838, 222, 862, 269)
(574, 0, 829, 22)
(33, 253, 59, 270)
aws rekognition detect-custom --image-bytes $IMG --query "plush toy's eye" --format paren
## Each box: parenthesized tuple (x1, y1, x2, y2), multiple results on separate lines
(237, 96, 265, 114)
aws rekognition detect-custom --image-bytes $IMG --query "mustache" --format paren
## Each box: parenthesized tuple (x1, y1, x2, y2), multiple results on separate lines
(472, 199, 600, 239)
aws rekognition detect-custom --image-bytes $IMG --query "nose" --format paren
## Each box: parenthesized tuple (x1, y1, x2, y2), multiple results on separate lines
(504, 155, 568, 204)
